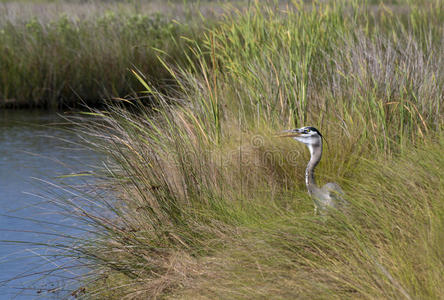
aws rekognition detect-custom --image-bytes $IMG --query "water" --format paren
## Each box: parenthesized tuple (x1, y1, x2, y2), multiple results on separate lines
(0, 111, 102, 299)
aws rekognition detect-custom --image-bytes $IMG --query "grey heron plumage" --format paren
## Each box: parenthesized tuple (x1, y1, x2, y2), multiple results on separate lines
(281, 126, 345, 214)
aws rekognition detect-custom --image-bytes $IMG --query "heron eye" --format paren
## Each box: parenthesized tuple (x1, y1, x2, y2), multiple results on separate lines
(303, 129, 309, 134)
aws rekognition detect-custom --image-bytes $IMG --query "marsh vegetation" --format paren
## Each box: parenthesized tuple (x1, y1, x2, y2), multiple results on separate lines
(0, 0, 228, 108)
(1, 0, 443, 299)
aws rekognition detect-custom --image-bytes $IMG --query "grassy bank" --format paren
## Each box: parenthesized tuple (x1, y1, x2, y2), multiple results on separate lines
(9, 0, 444, 298)
(0, 0, 232, 108)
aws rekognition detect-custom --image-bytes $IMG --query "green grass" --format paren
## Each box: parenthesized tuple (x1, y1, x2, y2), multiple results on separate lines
(0, 0, 226, 108)
(8, 0, 444, 298)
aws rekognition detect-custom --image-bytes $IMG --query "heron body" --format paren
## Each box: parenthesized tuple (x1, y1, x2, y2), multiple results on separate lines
(281, 126, 344, 214)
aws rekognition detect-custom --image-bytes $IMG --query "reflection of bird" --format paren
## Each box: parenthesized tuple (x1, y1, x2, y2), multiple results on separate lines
(281, 126, 345, 214)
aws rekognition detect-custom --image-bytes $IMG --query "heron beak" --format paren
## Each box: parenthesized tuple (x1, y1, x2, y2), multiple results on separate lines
(278, 130, 301, 138)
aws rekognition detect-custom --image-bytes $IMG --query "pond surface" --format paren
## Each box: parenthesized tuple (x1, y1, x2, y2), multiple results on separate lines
(0, 110, 102, 299)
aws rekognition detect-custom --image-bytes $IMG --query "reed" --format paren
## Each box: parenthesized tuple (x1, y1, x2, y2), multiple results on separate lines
(4, 0, 443, 298)
(0, 0, 222, 108)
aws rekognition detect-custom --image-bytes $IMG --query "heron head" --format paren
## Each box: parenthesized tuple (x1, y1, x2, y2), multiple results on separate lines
(280, 126, 323, 146)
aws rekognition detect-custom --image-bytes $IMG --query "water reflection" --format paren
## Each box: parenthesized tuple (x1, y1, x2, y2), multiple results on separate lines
(0, 110, 102, 299)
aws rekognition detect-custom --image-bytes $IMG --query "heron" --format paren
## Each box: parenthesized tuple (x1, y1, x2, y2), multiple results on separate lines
(280, 126, 345, 214)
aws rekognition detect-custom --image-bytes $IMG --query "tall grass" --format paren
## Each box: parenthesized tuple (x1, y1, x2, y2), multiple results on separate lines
(210, 0, 443, 150)
(0, 0, 224, 108)
(5, 0, 443, 298)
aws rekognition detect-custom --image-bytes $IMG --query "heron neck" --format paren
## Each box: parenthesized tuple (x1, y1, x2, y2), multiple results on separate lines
(305, 142, 322, 195)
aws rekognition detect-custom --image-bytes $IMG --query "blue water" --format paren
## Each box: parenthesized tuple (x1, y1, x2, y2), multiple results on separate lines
(0, 111, 102, 299)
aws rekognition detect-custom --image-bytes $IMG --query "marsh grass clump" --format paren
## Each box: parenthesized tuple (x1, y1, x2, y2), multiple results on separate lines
(76, 100, 443, 299)
(8, 0, 443, 298)
(0, 2, 213, 108)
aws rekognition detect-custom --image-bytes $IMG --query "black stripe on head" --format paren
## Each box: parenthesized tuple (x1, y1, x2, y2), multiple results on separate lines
(306, 126, 323, 139)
